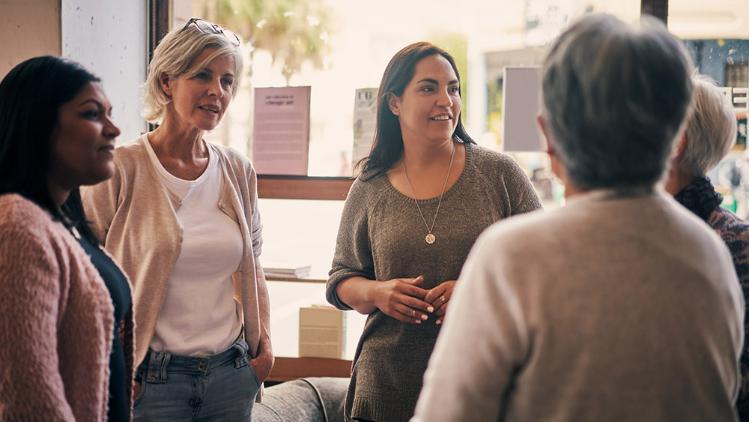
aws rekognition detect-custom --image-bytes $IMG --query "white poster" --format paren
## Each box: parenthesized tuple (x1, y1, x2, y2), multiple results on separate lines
(503, 67, 544, 152)
(253, 86, 311, 175)
(352, 87, 378, 169)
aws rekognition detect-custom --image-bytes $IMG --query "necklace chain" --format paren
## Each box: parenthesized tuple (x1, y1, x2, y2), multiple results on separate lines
(403, 143, 455, 244)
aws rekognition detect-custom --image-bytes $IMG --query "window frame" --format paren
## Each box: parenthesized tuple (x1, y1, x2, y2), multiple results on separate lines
(149, 0, 666, 200)
(145, 0, 670, 375)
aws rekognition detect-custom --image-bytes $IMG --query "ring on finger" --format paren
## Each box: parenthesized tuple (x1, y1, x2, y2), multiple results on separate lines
(440, 295, 446, 303)
(412, 309, 416, 317)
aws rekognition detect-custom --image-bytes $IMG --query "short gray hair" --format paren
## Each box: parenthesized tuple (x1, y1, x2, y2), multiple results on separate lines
(541, 14, 694, 190)
(143, 22, 243, 123)
(676, 75, 737, 176)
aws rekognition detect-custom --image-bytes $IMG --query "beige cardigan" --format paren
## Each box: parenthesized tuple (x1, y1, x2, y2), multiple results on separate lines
(82, 135, 265, 366)
(0, 194, 135, 421)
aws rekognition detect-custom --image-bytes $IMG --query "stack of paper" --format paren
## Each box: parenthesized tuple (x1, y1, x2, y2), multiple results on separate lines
(299, 305, 346, 359)
(264, 265, 312, 278)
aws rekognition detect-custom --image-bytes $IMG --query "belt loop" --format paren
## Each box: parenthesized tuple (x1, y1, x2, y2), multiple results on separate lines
(160, 352, 172, 382)
(145, 350, 171, 383)
(233, 338, 250, 368)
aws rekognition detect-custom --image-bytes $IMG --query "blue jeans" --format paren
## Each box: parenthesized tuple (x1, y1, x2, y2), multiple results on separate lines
(133, 338, 261, 421)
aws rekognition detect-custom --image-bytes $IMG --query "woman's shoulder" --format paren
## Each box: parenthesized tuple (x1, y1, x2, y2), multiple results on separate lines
(208, 142, 253, 171)
(710, 207, 749, 244)
(467, 144, 526, 182)
(0, 194, 64, 247)
(0, 194, 52, 226)
(465, 144, 539, 203)
(112, 134, 150, 168)
(468, 143, 521, 171)
(0, 195, 92, 304)
(349, 171, 388, 199)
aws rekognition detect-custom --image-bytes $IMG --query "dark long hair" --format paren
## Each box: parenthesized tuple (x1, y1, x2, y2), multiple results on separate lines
(0, 56, 101, 244)
(358, 42, 475, 179)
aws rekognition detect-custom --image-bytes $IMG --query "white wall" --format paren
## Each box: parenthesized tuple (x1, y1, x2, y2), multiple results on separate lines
(0, 0, 60, 77)
(61, 0, 148, 141)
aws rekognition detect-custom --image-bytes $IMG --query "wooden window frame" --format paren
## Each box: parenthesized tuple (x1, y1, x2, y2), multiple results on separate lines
(150, 0, 666, 201)
(257, 176, 353, 201)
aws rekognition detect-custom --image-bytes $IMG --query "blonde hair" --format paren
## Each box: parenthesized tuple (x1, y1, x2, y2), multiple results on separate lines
(143, 23, 243, 123)
(677, 74, 737, 176)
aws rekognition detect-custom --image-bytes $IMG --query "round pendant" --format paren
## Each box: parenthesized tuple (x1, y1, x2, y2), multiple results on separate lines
(425, 233, 436, 244)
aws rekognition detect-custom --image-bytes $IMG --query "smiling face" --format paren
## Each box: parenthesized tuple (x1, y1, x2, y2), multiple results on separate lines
(161, 48, 236, 131)
(48, 82, 120, 189)
(388, 54, 461, 146)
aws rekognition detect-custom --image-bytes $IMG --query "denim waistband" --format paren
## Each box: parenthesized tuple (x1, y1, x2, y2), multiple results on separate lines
(140, 338, 250, 383)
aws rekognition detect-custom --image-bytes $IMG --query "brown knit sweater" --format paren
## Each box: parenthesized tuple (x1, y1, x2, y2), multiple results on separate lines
(0, 194, 135, 421)
(327, 143, 542, 421)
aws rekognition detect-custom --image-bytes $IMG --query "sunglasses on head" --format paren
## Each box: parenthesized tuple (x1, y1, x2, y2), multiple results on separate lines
(181, 18, 240, 47)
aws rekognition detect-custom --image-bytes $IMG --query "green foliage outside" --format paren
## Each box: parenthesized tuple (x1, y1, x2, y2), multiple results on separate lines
(195, 0, 334, 84)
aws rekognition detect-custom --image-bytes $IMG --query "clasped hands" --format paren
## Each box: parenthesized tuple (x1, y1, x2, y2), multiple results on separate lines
(373, 276, 456, 325)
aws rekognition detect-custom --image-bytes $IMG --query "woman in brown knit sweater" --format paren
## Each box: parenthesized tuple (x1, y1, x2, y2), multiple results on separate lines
(0, 56, 134, 421)
(327, 42, 541, 422)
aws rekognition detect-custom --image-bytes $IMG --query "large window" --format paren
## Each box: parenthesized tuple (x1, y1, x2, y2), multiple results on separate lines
(166, 0, 713, 359)
(178, 0, 639, 177)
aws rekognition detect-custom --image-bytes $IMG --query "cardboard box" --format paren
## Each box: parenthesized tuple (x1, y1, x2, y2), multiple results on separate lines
(299, 305, 346, 359)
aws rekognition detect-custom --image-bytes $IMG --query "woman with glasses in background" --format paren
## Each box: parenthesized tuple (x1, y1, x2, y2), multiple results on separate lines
(83, 18, 272, 420)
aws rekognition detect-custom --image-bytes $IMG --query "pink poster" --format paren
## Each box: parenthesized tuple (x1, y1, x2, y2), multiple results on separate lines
(253, 86, 311, 175)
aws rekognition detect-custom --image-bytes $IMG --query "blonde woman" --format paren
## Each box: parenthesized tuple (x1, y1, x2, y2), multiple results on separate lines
(83, 19, 271, 420)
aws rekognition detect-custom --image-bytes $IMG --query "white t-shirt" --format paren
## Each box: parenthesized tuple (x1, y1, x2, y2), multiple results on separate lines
(144, 138, 244, 357)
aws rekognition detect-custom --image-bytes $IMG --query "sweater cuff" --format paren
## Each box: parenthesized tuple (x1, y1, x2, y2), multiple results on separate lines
(326, 270, 372, 311)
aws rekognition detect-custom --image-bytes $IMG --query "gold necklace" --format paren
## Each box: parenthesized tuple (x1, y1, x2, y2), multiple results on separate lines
(403, 143, 455, 245)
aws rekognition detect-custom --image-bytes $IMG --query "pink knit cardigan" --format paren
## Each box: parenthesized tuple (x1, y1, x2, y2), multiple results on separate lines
(0, 194, 135, 421)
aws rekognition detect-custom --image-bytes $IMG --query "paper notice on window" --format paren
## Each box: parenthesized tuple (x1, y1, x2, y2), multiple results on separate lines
(253, 86, 311, 175)
(352, 87, 378, 168)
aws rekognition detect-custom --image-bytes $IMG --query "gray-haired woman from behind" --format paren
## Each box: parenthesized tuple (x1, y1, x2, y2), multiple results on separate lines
(665, 75, 749, 420)
(413, 14, 744, 422)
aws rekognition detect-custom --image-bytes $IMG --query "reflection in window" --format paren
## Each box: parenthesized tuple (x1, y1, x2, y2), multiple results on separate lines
(726, 61, 749, 88)
(670, 0, 749, 217)
(684, 40, 749, 88)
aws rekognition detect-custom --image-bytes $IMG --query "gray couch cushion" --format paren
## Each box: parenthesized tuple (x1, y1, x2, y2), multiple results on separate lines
(252, 377, 348, 422)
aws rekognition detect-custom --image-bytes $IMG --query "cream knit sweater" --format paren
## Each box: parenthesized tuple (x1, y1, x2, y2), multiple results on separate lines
(414, 190, 744, 422)
(0, 194, 133, 421)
